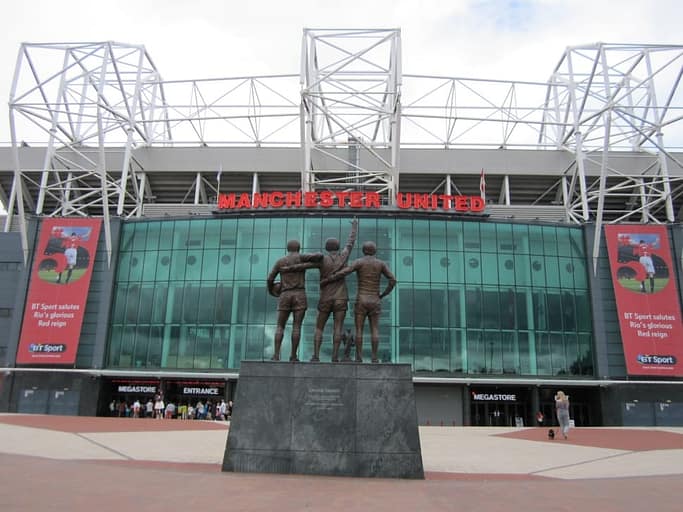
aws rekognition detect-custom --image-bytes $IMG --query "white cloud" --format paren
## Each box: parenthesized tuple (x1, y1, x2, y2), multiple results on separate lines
(0, 0, 681, 144)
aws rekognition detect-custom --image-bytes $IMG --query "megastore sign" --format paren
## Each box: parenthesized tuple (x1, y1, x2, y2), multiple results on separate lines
(218, 191, 485, 213)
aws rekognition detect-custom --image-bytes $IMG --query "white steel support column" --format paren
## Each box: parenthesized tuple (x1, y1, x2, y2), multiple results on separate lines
(300, 29, 402, 204)
(96, 44, 113, 266)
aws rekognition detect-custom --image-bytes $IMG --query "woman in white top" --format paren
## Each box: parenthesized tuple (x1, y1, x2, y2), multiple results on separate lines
(555, 391, 571, 439)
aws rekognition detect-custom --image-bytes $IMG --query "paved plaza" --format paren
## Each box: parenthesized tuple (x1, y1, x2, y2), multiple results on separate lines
(0, 414, 681, 511)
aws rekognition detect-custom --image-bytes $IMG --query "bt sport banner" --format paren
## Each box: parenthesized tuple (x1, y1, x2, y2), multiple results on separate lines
(16, 218, 102, 365)
(604, 224, 683, 376)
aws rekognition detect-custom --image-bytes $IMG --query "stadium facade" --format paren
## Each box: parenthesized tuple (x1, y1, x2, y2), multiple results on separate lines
(1, 30, 682, 426)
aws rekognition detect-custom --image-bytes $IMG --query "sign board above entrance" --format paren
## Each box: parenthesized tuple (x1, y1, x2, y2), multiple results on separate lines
(218, 191, 485, 213)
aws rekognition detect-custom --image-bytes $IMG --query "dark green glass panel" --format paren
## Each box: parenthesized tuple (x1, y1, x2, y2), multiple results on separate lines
(512, 224, 529, 254)
(481, 253, 499, 285)
(466, 330, 486, 374)
(185, 250, 204, 281)
(466, 287, 482, 328)
(479, 223, 497, 253)
(399, 288, 414, 327)
(412, 251, 430, 282)
(446, 221, 463, 251)
(398, 328, 413, 366)
(429, 220, 447, 250)
(449, 329, 464, 373)
(137, 285, 155, 323)
(120, 326, 135, 367)
(133, 326, 150, 368)
(158, 222, 174, 250)
(482, 288, 500, 329)
(148, 326, 163, 367)
(151, 285, 168, 324)
(528, 225, 544, 255)
(447, 289, 462, 328)
(170, 249, 189, 280)
(176, 326, 197, 368)
(464, 252, 482, 284)
(576, 291, 592, 331)
(172, 220, 190, 250)
(501, 331, 519, 375)
(513, 254, 531, 286)
(413, 328, 432, 371)
(193, 326, 213, 369)
(542, 226, 559, 256)
(396, 250, 414, 282)
(131, 223, 148, 251)
(535, 332, 551, 375)
(119, 224, 134, 252)
(108, 325, 122, 366)
(431, 329, 450, 371)
(545, 257, 560, 287)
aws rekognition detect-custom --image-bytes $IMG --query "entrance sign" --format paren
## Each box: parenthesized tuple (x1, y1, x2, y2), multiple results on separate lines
(605, 225, 683, 376)
(16, 218, 101, 365)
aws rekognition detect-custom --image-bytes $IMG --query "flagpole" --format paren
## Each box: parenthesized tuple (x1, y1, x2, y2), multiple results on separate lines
(217, 164, 223, 203)
(479, 168, 486, 203)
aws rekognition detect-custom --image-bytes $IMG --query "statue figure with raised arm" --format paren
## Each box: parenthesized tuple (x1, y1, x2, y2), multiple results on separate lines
(281, 219, 358, 362)
(321, 240, 396, 363)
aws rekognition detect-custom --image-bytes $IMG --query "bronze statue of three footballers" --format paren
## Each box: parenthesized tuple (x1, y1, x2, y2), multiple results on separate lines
(267, 218, 396, 363)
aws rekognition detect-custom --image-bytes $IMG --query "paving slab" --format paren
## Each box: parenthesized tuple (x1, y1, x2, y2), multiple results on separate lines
(1, 415, 682, 511)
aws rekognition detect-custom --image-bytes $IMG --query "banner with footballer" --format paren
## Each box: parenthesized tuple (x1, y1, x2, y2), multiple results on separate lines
(605, 225, 683, 376)
(16, 218, 101, 365)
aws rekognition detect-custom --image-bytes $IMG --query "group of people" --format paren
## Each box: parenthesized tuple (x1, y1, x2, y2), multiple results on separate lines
(267, 218, 397, 363)
(108, 397, 233, 421)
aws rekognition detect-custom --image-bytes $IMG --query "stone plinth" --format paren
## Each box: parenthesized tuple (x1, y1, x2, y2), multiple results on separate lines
(222, 361, 424, 479)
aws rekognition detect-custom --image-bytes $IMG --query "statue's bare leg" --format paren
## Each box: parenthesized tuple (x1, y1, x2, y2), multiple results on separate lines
(331, 310, 346, 362)
(354, 313, 365, 362)
(369, 314, 381, 363)
(312, 309, 331, 362)
(272, 310, 290, 361)
(289, 309, 306, 361)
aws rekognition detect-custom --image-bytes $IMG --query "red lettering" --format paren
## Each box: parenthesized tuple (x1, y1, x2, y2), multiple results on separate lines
(270, 191, 284, 207)
(285, 191, 302, 207)
(349, 192, 363, 208)
(439, 194, 453, 209)
(252, 193, 269, 208)
(335, 191, 349, 207)
(365, 191, 380, 208)
(218, 193, 236, 209)
(454, 196, 468, 211)
(396, 192, 411, 209)
(236, 193, 252, 208)
(304, 192, 317, 207)
(413, 194, 430, 210)
(319, 191, 334, 207)
(431, 195, 438, 210)
(470, 195, 485, 212)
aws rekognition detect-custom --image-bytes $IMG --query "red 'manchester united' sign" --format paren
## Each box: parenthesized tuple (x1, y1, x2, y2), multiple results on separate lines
(218, 190, 485, 212)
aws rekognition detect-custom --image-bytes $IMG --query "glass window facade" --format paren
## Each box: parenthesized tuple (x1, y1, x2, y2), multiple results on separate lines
(107, 216, 594, 376)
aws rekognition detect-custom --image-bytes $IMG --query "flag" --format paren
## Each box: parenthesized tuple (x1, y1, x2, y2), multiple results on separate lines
(479, 168, 486, 201)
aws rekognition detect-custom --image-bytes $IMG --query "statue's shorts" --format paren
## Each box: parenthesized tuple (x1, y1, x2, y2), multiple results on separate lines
(318, 299, 348, 313)
(354, 295, 381, 317)
(277, 290, 308, 311)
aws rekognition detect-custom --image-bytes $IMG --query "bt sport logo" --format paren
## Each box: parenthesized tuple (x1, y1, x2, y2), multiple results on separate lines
(29, 343, 66, 353)
(636, 354, 676, 365)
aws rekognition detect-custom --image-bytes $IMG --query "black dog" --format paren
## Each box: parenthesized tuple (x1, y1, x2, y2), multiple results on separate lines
(548, 428, 555, 440)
